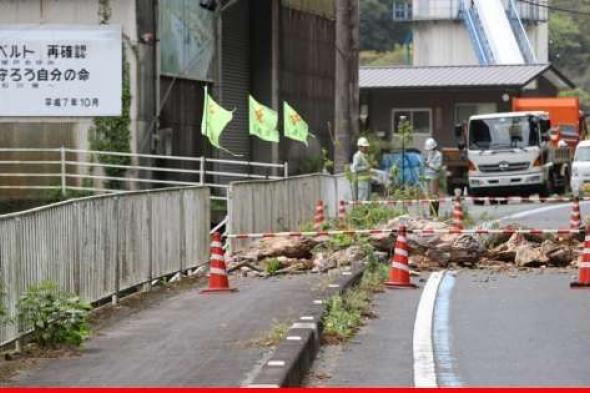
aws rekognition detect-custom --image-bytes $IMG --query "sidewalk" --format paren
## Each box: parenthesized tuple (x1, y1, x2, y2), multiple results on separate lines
(11, 274, 326, 387)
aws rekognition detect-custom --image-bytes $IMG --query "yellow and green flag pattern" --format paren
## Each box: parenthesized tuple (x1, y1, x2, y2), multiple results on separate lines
(283, 101, 309, 146)
(249, 95, 279, 143)
(201, 86, 233, 150)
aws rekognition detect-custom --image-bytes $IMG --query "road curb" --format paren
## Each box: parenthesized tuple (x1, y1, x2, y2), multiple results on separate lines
(248, 262, 366, 387)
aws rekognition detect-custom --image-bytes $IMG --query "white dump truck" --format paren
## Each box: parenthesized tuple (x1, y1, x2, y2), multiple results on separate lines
(459, 111, 571, 197)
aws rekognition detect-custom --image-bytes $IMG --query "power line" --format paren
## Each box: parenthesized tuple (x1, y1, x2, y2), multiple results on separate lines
(517, 0, 590, 17)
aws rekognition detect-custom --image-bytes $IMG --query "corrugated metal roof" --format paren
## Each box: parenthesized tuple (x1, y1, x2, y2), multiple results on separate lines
(360, 64, 554, 89)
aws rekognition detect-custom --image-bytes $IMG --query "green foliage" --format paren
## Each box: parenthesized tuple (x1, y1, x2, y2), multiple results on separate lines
(17, 281, 91, 348)
(360, 47, 408, 66)
(392, 119, 414, 151)
(360, 0, 410, 52)
(325, 233, 354, 250)
(348, 203, 403, 229)
(298, 148, 334, 175)
(322, 294, 363, 341)
(211, 199, 227, 212)
(322, 263, 387, 343)
(0, 282, 8, 326)
(253, 319, 291, 347)
(90, 47, 131, 189)
(548, 1, 590, 107)
(264, 258, 282, 275)
(559, 88, 590, 108)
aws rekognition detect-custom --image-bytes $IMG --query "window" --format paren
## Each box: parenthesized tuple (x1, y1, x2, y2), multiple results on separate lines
(454, 103, 497, 125)
(393, 1, 412, 20)
(392, 108, 432, 135)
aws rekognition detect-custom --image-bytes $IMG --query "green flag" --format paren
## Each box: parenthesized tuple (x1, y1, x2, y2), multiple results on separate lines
(201, 86, 233, 151)
(249, 95, 279, 143)
(283, 101, 309, 146)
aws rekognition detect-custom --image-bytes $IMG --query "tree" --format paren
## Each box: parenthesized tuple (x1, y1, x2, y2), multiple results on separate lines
(360, 0, 409, 52)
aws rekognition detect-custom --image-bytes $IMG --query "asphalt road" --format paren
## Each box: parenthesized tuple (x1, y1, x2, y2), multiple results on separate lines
(10, 274, 327, 387)
(449, 270, 590, 387)
(306, 202, 590, 387)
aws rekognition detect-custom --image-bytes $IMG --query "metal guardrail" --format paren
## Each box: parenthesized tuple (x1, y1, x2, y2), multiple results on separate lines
(0, 147, 289, 201)
(0, 186, 211, 346)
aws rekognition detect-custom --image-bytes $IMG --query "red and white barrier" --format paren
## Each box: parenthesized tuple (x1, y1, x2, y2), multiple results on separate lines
(226, 227, 583, 240)
(345, 196, 590, 207)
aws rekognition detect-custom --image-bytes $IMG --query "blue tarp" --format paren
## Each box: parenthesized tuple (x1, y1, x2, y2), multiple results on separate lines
(380, 151, 424, 186)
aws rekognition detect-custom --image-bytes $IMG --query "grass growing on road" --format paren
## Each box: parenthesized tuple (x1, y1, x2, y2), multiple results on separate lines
(251, 319, 291, 347)
(322, 260, 389, 344)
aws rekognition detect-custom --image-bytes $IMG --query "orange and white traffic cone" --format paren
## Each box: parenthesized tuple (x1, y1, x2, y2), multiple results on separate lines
(385, 225, 417, 289)
(314, 200, 325, 231)
(570, 196, 582, 230)
(451, 196, 464, 234)
(571, 225, 590, 288)
(338, 200, 347, 228)
(200, 232, 237, 294)
(314, 200, 329, 241)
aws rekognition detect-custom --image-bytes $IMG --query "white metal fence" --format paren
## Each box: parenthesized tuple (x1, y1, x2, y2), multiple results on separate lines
(0, 186, 210, 346)
(227, 174, 352, 251)
(0, 147, 288, 201)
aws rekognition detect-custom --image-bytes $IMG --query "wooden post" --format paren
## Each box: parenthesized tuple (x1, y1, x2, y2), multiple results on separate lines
(334, 0, 360, 173)
(271, 0, 281, 175)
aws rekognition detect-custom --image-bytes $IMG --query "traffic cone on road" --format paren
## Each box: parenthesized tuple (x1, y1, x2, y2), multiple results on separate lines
(200, 232, 237, 294)
(451, 196, 464, 234)
(570, 196, 582, 230)
(385, 225, 417, 289)
(571, 225, 590, 288)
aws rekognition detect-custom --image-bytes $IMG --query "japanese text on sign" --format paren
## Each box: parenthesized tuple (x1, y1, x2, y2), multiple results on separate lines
(0, 25, 122, 117)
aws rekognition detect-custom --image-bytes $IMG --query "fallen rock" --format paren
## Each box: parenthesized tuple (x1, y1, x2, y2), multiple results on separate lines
(514, 244, 548, 267)
(489, 233, 527, 262)
(236, 237, 318, 260)
(540, 240, 573, 267)
(312, 245, 367, 273)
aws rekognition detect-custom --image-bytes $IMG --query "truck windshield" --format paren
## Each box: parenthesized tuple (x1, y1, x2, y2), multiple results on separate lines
(469, 117, 540, 150)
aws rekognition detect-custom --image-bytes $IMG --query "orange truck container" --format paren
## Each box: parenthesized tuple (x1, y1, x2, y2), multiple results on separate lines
(512, 97, 587, 151)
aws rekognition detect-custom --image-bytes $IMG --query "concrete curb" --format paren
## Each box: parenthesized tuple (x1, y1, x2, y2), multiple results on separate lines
(248, 262, 366, 387)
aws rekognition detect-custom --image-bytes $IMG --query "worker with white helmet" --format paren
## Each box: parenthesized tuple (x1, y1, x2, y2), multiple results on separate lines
(423, 137, 443, 216)
(351, 137, 372, 201)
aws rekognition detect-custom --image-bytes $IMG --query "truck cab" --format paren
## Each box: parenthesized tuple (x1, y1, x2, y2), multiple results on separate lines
(466, 111, 569, 197)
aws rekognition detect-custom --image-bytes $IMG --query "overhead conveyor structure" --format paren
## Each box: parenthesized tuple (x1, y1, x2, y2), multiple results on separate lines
(461, 0, 537, 65)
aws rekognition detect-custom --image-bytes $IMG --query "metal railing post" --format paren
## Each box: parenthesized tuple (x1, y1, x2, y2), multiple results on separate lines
(200, 156, 206, 185)
(60, 146, 66, 197)
(283, 161, 289, 178)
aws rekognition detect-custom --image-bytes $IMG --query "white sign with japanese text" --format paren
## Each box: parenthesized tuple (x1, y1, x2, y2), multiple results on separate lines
(0, 25, 122, 117)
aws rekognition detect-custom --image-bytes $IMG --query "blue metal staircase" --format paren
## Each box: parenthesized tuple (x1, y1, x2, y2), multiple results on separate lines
(506, 0, 537, 64)
(460, 1, 495, 65)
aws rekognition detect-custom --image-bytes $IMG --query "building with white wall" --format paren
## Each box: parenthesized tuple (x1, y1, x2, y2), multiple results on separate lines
(394, 0, 548, 66)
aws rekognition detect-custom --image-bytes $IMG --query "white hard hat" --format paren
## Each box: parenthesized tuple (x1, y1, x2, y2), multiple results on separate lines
(424, 137, 437, 151)
(357, 137, 370, 147)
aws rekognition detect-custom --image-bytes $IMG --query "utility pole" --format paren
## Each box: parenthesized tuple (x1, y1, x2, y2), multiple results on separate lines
(334, 0, 359, 173)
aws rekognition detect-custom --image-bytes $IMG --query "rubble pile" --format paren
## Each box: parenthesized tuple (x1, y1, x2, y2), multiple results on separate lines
(227, 216, 580, 276)
(228, 237, 379, 277)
